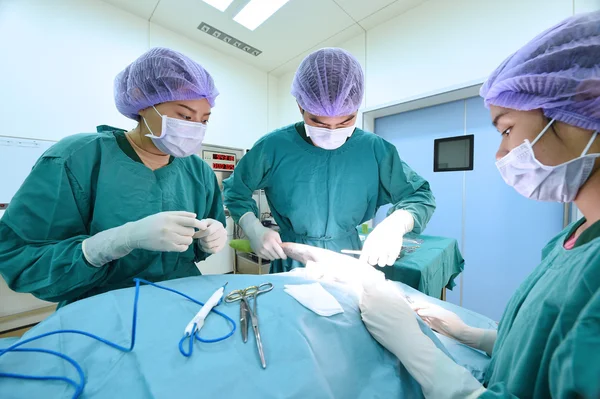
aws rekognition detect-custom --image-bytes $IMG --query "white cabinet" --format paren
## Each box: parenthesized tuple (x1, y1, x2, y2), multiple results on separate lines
(0, 277, 55, 332)
(0, 277, 53, 318)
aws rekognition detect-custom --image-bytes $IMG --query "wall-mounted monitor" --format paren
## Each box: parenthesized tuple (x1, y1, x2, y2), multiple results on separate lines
(434, 134, 474, 172)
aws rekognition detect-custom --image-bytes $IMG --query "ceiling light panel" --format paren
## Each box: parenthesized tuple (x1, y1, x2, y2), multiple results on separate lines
(202, 0, 234, 12)
(233, 0, 291, 31)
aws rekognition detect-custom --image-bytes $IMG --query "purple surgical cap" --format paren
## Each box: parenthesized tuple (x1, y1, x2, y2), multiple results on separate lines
(114, 47, 219, 120)
(480, 11, 600, 131)
(291, 48, 364, 117)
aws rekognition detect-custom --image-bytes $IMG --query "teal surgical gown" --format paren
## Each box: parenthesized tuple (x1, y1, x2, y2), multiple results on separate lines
(0, 126, 225, 307)
(481, 218, 600, 398)
(223, 123, 435, 272)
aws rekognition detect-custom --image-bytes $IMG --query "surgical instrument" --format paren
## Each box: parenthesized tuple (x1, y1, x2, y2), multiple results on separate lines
(225, 283, 274, 369)
(354, 238, 421, 245)
(341, 245, 420, 257)
(184, 282, 228, 337)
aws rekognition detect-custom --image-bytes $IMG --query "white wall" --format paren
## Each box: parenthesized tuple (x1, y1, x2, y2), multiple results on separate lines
(276, 70, 299, 128)
(576, 0, 600, 12)
(0, 0, 271, 150)
(2, 0, 595, 154)
(274, 0, 597, 129)
(267, 74, 280, 133)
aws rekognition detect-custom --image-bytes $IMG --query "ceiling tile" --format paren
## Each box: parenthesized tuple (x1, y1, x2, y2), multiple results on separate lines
(100, 0, 428, 73)
(358, 0, 426, 30)
(101, 0, 159, 20)
(150, 0, 356, 71)
(269, 23, 365, 77)
(333, 0, 396, 21)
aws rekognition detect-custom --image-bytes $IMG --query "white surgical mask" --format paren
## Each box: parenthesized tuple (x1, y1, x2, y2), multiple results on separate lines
(496, 118, 600, 202)
(305, 124, 355, 150)
(143, 106, 207, 158)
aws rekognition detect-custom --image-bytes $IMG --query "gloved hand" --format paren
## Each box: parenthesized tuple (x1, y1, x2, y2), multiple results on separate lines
(411, 302, 470, 341)
(238, 212, 287, 261)
(412, 301, 497, 356)
(193, 218, 227, 254)
(361, 210, 415, 267)
(360, 280, 486, 399)
(82, 211, 203, 267)
(304, 259, 386, 299)
(277, 242, 386, 296)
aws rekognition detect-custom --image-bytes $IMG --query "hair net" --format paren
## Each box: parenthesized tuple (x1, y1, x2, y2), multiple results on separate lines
(291, 48, 364, 117)
(480, 11, 600, 132)
(114, 47, 219, 120)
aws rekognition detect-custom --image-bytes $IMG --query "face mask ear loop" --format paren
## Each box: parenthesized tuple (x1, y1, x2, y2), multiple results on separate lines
(144, 105, 164, 138)
(531, 118, 555, 147)
(142, 117, 157, 138)
(581, 131, 599, 157)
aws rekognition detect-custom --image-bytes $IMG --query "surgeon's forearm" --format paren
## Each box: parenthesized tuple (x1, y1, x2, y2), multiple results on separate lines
(459, 327, 497, 356)
(389, 184, 436, 234)
(82, 224, 134, 267)
(238, 212, 261, 232)
(221, 149, 267, 224)
(388, 209, 415, 233)
(361, 279, 488, 399)
(222, 182, 260, 223)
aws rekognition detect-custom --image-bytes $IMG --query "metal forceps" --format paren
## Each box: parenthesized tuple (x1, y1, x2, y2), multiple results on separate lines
(224, 282, 274, 369)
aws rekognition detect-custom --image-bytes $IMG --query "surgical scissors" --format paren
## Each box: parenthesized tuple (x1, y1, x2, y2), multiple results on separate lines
(224, 282, 273, 369)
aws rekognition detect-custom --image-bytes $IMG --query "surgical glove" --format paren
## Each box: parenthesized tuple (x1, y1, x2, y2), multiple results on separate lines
(82, 211, 203, 267)
(238, 212, 286, 261)
(304, 257, 386, 298)
(194, 218, 227, 254)
(360, 280, 486, 399)
(360, 209, 414, 267)
(412, 302, 470, 342)
(412, 302, 497, 356)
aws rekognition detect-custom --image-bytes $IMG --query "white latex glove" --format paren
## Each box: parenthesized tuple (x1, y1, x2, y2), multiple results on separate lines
(361, 210, 415, 267)
(412, 301, 497, 356)
(304, 257, 386, 298)
(360, 280, 486, 399)
(82, 211, 203, 267)
(193, 218, 227, 254)
(238, 212, 286, 261)
(412, 301, 470, 341)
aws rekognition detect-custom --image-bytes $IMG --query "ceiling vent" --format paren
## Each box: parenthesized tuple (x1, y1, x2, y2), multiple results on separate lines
(198, 22, 262, 57)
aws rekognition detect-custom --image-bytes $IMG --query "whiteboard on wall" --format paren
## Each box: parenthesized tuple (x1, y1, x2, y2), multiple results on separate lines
(0, 136, 57, 207)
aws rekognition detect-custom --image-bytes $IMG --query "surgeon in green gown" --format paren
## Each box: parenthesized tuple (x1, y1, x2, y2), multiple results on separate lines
(223, 48, 435, 273)
(360, 11, 600, 398)
(0, 48, 228, 307)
